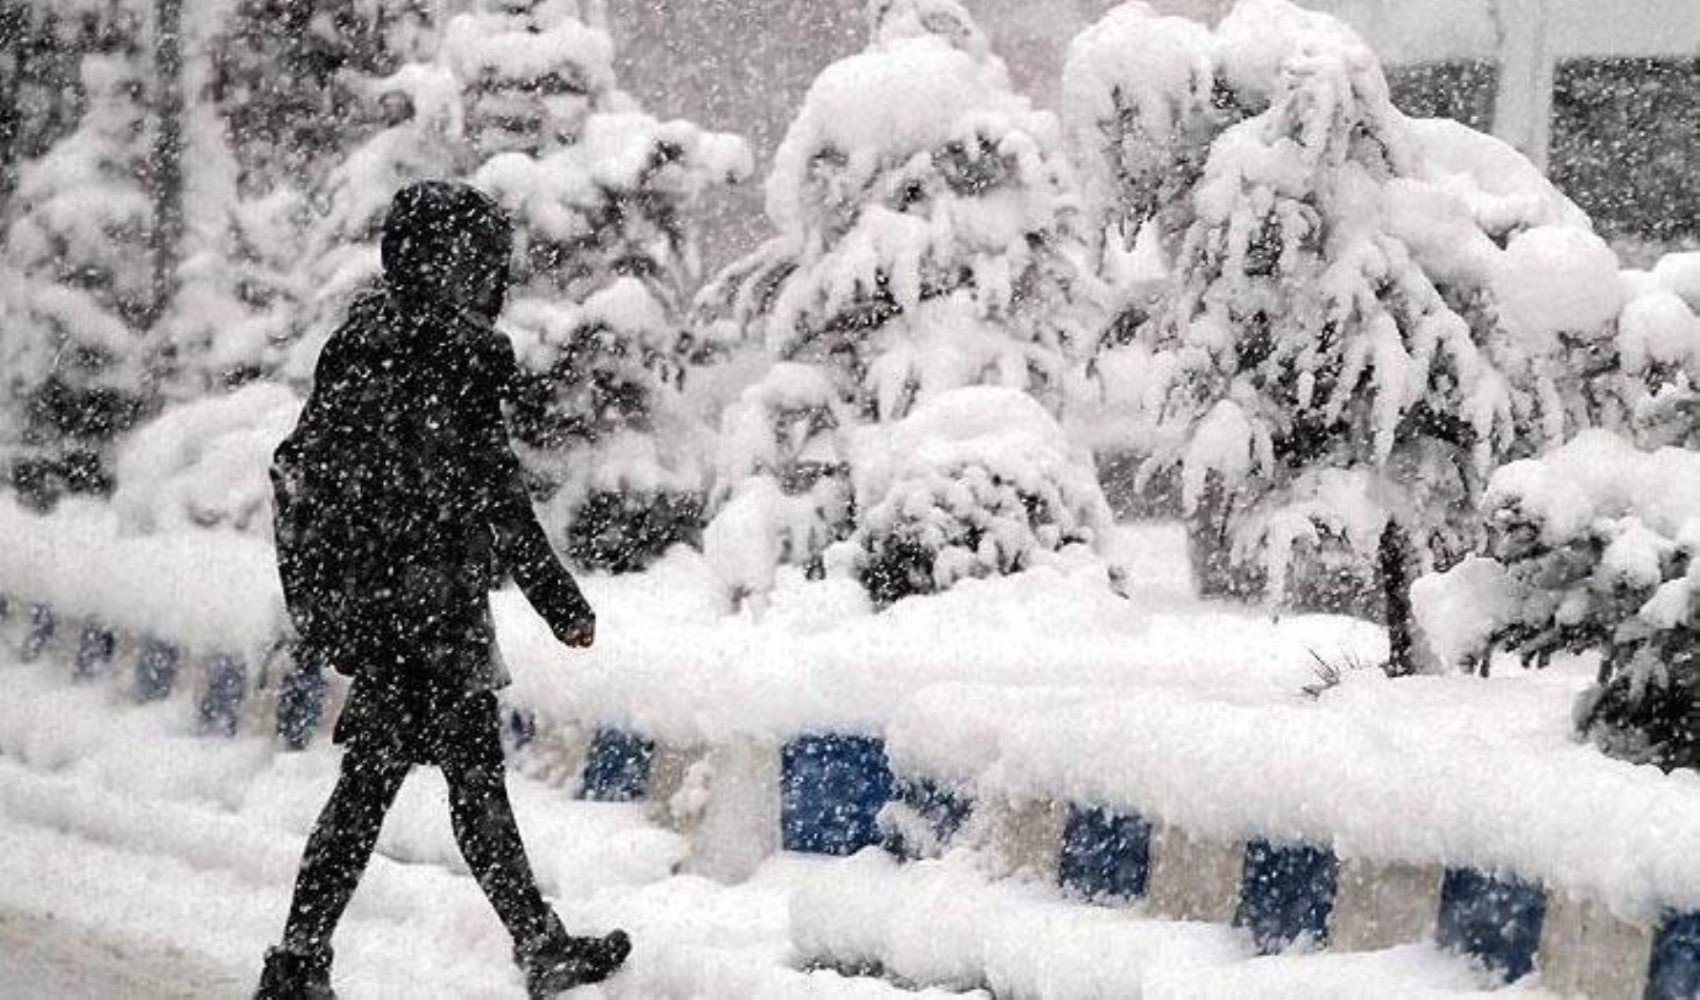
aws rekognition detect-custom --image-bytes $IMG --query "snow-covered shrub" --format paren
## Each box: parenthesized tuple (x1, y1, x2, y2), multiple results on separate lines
(699, 0, 1103, 604)
(1, 42, 156, 505)
(852, 387, 1113, 605)
(1414, 431, 1700, 769)
(111, 381, 301, 537)
(1095, 0, 1623, 671)
(449, 0, 751, 572)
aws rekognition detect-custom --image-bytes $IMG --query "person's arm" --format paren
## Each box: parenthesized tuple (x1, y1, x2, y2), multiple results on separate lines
(465, 332, 596, 647)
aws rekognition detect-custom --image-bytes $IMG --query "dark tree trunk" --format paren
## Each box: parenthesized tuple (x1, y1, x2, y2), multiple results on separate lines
(1187, 469, 1263, 600)
(1379, 519, 1419, 677)
(146, 0, 184, 331)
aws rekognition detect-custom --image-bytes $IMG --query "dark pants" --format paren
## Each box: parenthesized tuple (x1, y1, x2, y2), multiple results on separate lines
(281, 748, 553, 952)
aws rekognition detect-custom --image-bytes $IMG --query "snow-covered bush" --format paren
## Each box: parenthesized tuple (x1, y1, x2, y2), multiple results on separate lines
(853, 387, 1113, 605)
(1089, 0, 1623, 671)
(699, 0, 1104, 605)
(111, 381, 301, 537)
(1, 41, 156, 505)
(450, 0, 751, 572)
(1414, 431, 1700, 769)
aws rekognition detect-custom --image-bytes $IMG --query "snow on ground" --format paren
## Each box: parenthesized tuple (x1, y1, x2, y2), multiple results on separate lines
(0, 650, 1542, 999)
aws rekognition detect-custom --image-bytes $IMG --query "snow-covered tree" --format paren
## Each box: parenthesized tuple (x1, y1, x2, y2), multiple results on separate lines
(207, 0, 438, 198)
(700, 0, 1108, 606)
(1061, 2, 1221, 339)
(1120, 0, 1625, 672)
(449, 0, 751, 572)
(1059, 2, 1230, 516)
(1, 39, 156, 505)
(155, 0, 449, 400)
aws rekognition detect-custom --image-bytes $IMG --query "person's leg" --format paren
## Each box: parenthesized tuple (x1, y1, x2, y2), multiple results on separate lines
(443, 760, 553, 945)
(280, 750, 411, 951)
(443, 760, 629, 997)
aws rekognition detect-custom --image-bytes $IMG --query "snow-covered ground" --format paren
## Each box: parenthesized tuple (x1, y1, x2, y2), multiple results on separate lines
(0, 650, 1536, 999)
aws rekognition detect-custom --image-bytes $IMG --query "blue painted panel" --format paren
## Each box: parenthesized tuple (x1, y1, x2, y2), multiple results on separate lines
(275, 651, 325, 751)
(198, 654, 247, 737)
(579, 727, 655, 802)
(1058, 804, 1152, 904)
(1648, 910, 1700, 1000)
(881, 777, 973, 859)
(1235, 839, 1339, 953)
(781, 734, 893, 855)
(20, 604, 54, 662)
(135, 637, 178, 702)
(503, 707, 538, 754)
(74, 622, 115, 679)
(1436, 867, 1546, 983)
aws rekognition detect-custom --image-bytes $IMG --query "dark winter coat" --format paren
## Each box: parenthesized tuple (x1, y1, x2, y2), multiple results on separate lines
(276, 181, 592, 766)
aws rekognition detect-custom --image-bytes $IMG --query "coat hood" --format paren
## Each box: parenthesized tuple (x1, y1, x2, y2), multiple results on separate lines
(380, 180, 514, 318)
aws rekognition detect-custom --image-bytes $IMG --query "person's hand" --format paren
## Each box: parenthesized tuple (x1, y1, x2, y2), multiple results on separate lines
(562, 618, 595, 649)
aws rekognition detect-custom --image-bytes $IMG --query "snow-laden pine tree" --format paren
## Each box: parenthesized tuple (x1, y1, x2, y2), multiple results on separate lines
(0, 0, 138, 202)
(155, 0, 450, 399)
(1124, 0, 1623, 672)
(700, 0, 1110, 607)
(1059, 2, 1228, 516)
(1, 34, 156, 505)
(208, 0, 438, 198)
(448, 0, 752, 572)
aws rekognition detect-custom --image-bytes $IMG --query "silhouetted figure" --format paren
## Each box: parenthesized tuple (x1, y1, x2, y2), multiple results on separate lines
(256, 181, 629, 1000)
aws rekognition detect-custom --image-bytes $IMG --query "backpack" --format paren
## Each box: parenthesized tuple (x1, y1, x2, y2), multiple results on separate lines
(271, 421, 361, 674)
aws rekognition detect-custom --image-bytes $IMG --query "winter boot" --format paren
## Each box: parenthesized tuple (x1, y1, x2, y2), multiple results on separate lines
(255, 944, 335, 1000)
(516, 916, 631, 998)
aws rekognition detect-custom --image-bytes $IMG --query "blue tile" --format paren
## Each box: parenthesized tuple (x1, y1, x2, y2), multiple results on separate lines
(275, 649, 325, 751)
(1436, 867, 1546, 983)
(1649, 910, 1700, 1000)
(781, 734, 893, 855)
(74, 622, 115, 679)
(135, 637, 178, 702)
(20, 604, 54, 662)
(1236, 839, 1340, 953)
(882, 777, 973, 859)
(580, 727, 655, 802)
(503, 707, 538, 754)
(197, 654, 247, 737)
(1059, 804, 1152, 904)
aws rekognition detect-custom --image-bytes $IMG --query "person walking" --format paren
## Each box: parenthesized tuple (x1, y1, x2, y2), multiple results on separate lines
(256, 181, 629, 1000)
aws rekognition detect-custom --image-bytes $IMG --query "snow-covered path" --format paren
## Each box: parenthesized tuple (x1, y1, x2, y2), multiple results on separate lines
(0, 640, 1535, 999)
